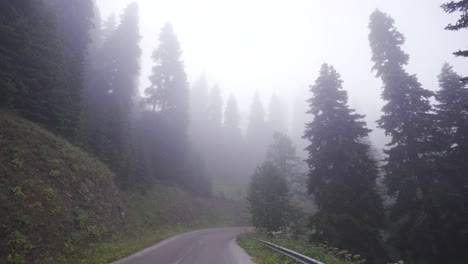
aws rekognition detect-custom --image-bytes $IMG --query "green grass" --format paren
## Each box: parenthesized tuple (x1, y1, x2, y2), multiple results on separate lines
(238, 232, 363, 264)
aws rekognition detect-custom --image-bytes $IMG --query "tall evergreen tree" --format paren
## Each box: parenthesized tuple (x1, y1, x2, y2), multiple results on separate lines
(142, 23, 189, 123)
(432, 63, 468, 262)
(141, 23, 189, 182)
(369, 10, 441, 263)
(304, 64, 384, 261)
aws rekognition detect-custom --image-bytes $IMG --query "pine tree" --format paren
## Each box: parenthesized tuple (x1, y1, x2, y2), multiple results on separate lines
(304, 64, 384, 261)
(142, 23, 189, 124)
(141, 23, 189, 182)
(369, 10, 441, 263)
(433, 63, 468, 262)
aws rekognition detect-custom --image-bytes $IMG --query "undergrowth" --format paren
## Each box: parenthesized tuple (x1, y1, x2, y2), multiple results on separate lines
(238, 231, 362, 264)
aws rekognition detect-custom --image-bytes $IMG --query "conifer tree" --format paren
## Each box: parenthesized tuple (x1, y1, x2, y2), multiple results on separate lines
(369, 10, 441, 263)
(142, 23, 189, 125)
(304, 64, 384, 261)
(433, 64, 468, 262)
(141, 23, 189, 181)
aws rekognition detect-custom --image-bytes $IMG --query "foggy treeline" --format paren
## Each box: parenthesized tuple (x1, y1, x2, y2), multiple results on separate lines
(248, 5, 468, 264)
(1, 0, 468, 264)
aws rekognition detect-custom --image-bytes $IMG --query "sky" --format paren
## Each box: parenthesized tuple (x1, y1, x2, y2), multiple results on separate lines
(96, 0, 467, 148)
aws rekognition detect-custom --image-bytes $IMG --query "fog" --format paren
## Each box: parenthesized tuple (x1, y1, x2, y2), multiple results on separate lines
(2, 1, 468, 262)
(97, 0, 467, 150)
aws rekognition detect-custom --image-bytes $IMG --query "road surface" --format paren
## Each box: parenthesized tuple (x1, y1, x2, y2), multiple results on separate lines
(112, 227, 254, 264)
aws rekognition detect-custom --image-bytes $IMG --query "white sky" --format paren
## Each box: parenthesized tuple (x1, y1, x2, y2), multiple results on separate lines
(96, 0, 467, 147)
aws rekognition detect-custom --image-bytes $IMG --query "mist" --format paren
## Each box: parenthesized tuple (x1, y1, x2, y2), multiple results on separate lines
(97, 0, 467, 150)
(1, 0, 468, 263)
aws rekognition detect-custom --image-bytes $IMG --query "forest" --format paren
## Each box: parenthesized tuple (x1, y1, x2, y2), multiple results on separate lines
(0, 0, 467, 264)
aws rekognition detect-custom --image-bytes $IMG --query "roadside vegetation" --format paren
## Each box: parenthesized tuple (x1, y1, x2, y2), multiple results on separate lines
(238, 231, 364, 264)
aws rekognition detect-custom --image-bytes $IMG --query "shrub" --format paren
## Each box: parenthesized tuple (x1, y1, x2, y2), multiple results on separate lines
(7, 231, 34, 264)
(74, 210, 88, 229)
(10, 186, 25, 198)
(43, 188, 56, 201)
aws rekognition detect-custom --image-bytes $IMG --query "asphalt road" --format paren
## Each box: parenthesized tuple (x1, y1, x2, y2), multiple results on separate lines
(111, 227, 254, 264)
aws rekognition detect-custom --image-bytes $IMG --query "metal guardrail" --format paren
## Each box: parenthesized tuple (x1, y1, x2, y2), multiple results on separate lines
(255, 238, 325, 264)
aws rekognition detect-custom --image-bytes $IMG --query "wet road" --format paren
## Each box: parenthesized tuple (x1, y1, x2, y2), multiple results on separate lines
(111, 227, 253, 264)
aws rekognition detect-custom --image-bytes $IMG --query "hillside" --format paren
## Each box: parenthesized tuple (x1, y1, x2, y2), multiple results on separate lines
(0, 112, 246, 263)
(0, 111, 126, 262)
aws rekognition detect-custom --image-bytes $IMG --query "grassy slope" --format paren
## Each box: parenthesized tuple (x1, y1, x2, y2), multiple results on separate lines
(0, 112, 245, 263)
(238, 232, 364, 264)
(0, 111, 126, 263)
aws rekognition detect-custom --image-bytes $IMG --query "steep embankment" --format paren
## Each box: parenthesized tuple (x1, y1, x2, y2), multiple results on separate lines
(0, 111, 126, 262)
(0, 112, 247, 263)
